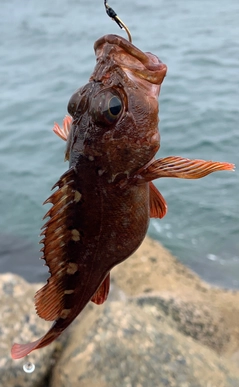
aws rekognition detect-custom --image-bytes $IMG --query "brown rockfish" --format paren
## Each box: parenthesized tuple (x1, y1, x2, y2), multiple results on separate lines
(11, 34, 234, 359)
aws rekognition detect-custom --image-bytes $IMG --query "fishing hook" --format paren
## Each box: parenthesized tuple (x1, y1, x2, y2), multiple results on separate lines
(104, 0, 132, 43)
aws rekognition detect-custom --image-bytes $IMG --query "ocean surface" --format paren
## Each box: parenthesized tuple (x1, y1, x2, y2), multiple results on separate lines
(1, 0, 238, 288)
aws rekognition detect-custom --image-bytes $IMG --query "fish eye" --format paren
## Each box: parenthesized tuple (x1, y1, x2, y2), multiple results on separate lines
(91, 90, 123, 126)
(107, 96, 122, 118)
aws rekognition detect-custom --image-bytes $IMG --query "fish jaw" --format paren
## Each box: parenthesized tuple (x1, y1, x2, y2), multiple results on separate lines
(93, 35, 167, 88)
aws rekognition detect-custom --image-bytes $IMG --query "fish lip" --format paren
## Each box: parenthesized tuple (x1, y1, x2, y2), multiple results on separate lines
(94, 34, 167, 85)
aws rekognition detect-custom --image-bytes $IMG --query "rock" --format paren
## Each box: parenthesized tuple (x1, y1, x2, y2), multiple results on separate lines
(112, 236, 239, 355)
(0, 273, 57, 387)
(4, 236, 239, 387)
(49, 236, 239, 386)
(50, 298, 239, 387)
(134, 294, 230, 354)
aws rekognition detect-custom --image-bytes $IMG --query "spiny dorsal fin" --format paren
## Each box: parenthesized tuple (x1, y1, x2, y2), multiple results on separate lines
(35, 168, 80, 321)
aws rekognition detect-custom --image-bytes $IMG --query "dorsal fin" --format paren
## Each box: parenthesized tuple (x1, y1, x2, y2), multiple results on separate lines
(149, 181, 167, 219)
(35, 168, 79, 321)
(91, 273, 110, 305)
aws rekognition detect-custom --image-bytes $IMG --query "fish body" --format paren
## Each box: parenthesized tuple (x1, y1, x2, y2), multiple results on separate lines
(11, 35, 234, 359)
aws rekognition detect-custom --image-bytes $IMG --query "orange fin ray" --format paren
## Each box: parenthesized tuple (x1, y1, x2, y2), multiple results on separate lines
(140, 156, 235, 181)
(53, 115, 72, 141)
(35, 280, 65, 321)
(91, 273, 110, 305)
(43, 182, 75, 205)
(149, 182, 167, 218)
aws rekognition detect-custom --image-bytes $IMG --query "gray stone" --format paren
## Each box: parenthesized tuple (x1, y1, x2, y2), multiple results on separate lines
(50, 298, 239, 387)
(134, 294, 230, 353)
(3, 236, 239, 387)
(0, 273, 57, 387)
(112, 236, 239, 356)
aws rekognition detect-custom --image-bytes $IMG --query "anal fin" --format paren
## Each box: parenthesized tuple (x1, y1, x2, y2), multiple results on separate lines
(91, 273, 110, 305)
(149, 182, 167, 219)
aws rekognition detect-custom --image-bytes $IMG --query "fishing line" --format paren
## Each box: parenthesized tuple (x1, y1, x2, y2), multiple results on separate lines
(104, 0, 132, 42)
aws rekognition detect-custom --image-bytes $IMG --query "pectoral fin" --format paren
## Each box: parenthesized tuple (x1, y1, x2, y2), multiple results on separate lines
(53, 115, 73, 161)
(140, 156, 234, 181)
(91, 273, 110, 305)
(149, 182, 167, 218)
(53, 115, 72, 141)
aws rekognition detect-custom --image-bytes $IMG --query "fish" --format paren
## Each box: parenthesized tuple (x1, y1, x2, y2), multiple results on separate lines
(11, 34, 234, 359)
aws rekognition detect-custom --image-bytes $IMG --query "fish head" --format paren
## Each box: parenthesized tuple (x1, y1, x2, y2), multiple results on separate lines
(67, 34, 167, 181)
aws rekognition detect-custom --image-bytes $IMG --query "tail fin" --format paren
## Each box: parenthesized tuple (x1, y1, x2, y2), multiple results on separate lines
(11, 324, 61, 359)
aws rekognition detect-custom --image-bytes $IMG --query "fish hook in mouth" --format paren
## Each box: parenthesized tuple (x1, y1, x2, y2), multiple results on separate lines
(94, 35, 167, 86)
(104, 0, 132, 42)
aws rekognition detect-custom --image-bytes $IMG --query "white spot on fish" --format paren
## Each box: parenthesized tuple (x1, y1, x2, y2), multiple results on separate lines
(88, 155, 94, 161)
(98, 169, 104, 176)
(67, 262, 78, 275)
(74, 190, 82, 202)
(64, 289, 74, 295)
(60, 309, 71, 319)
(71, 229, 80, 241)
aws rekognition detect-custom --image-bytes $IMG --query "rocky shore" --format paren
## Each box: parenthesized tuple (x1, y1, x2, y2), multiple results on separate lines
(1, 236, 239, 387)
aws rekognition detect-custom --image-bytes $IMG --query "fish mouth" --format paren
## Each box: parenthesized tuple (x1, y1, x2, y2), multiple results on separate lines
(94, 34, 167, 87)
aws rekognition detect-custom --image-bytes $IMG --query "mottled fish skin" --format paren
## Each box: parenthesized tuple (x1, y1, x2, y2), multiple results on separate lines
(11, 34, 234, 359)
